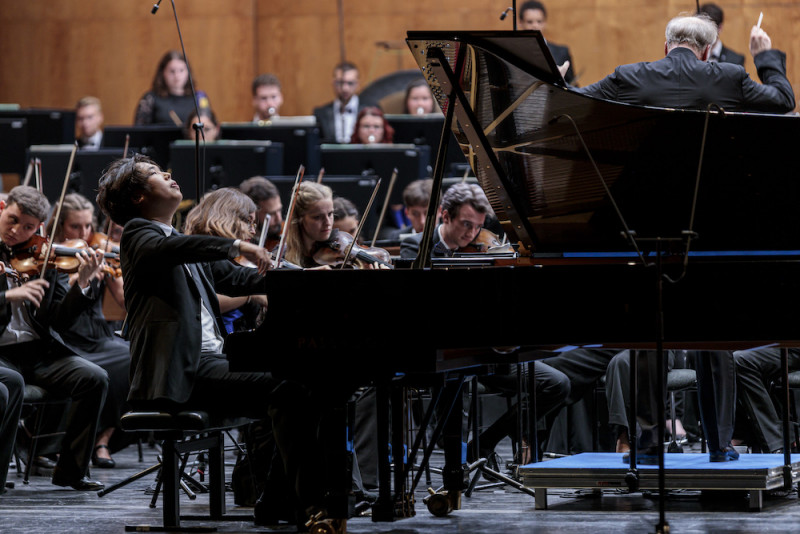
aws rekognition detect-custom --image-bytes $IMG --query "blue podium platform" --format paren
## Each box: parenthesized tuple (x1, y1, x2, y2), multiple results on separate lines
(518, 452, 800, 511)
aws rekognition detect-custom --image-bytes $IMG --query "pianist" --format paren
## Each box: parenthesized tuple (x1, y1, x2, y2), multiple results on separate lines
(96, 155, 326, 527)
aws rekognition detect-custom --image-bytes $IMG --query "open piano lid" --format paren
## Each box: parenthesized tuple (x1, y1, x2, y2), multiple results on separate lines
(406, 31, 800, 254)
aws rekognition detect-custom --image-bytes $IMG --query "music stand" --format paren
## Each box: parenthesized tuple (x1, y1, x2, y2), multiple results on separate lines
(168, 140, 283, 201)
(25, 145, 126, 209)
(0, 108, 75, 146)
(386, 114, 467, 176)
(319, 144, 431, 206)
(220, 117, 321, 175)
(102, 125, 184, 170)
(0, 118, 28, 175)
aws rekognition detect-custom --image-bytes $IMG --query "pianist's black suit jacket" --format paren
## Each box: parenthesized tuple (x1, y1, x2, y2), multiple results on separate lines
(121, 218, 265, 405)
(576, 47, 795, 113)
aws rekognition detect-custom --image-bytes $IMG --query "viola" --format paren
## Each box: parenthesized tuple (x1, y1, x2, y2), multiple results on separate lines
(312, 229, 393, 269)
(457, 228, 515, 255)
(88, 232, 122, 277)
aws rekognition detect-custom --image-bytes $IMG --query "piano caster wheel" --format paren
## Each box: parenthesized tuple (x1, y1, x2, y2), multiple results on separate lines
(667, 441, 683, 454)
(305, 511, 346, 534)
(424, 488, 453, 517)
(624, 470, 640, 492)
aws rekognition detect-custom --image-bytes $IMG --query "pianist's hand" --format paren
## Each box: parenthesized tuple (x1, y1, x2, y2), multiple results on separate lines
(749, 26, 772, 57)
(239, 241, 272, 275)
(249, 294, 268, 310)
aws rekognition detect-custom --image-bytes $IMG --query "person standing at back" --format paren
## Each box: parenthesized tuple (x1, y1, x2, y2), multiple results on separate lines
(699, 3, 745, 65)
(313, 61, 372, 143)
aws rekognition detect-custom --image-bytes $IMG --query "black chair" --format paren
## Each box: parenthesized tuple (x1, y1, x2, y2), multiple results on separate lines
(16, 385, 69, 484)
(102, 410, 251, 532)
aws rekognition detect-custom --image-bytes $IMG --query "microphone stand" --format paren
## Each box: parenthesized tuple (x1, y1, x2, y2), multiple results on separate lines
(153, 0, 205, 205)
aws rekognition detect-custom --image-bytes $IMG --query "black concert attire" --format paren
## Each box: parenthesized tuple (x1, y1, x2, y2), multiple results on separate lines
(575, 45, 795, 455)
(710, 41, 745, 66)
(733, 348, 800, 453)
(312, 95, 375, 144)
(121, 218, 321, 523)
(0, 243, 109, 487)
(133, 90, 211, 126)
(55, 277, 131, 453)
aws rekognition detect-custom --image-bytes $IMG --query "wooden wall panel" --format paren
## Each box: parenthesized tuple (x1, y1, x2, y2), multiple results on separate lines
(0, 0, 797, 147)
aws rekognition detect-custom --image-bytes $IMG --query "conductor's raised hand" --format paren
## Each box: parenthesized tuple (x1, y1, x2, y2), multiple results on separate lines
(750, 26, 772, 57)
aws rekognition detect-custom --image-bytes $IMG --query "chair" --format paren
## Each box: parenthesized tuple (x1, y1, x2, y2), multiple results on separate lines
(15, 385, 70, 484)
(103, 410, 251, 532)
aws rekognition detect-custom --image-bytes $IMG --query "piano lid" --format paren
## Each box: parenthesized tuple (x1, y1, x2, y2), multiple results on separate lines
(406, 31, 800, 254)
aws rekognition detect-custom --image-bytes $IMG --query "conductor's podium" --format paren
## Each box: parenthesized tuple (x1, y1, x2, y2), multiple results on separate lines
(518, 453, 800, 511)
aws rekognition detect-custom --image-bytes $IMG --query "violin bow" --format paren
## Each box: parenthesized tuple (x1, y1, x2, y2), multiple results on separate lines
(340, 177, 381, 270)
(274, 165, 305, 268)
(316, 167, 325, 184)
(258, 214, 271, 249)
(21, 158, 35, 187)
(40, 142, 78, 280)
(123, 133, 130, 158)
(370, 167, 397, 248)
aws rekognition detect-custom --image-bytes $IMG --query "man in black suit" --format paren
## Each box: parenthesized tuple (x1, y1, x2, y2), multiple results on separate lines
(97, 155, 327, 527)
(0, 186, 109, 490)
(575, 14, 794, 113)
(518, 1, 577, 85)
(699, 3, 745, 66)
(312, 61, 371, 143)
(574, 13, 794, 463)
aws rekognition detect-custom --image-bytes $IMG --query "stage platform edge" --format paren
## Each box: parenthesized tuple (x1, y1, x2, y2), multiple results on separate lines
(518, 452, 800, 511)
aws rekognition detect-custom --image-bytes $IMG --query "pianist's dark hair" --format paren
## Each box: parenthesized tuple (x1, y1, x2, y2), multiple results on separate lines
(665, 14, 718, 52)
(441, 182, 493, 220)
(519, 1, 547, 19)
(97, 154, 157, 226)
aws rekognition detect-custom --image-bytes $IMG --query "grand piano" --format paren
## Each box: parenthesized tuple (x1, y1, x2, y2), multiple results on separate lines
(226, 31, 800, 527)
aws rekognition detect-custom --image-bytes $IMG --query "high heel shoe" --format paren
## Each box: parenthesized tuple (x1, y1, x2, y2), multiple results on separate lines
(91, 444, 115, 468)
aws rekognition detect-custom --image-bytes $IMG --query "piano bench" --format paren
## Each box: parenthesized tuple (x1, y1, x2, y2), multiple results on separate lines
(118, 411, 253, 531)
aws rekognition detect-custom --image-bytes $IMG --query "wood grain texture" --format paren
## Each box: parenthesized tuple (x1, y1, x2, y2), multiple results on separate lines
(0, 1, 796, 132)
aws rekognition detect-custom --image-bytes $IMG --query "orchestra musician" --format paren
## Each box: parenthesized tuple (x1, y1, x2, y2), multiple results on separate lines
(134, 50, 212, 126)
(0, 186, 109, 491)
(239, 176, 283, 245)
(183, 187, 268, 334)
(332, 196, 359, 237)
(312, 61, 373, 144)
(349, 106, 394, 144)
(96, 155, 325, 528)
(48, 192, 130, 468)
(403, 79, 437, 115)
(571, 13, 795, 463)
(518, 1, 577, 85)
(251, 73, 284, 122)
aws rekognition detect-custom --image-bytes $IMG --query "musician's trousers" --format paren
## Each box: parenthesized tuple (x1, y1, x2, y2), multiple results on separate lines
(0, 367, 24, 489)
(0, 340, 108, 482)
(734, 348, 800, 453)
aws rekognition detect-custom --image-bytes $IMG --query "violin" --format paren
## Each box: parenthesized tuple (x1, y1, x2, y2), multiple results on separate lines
(88, 232, 122, 277)
(10, 235, 121, 278)
(457, 228, 516, 254)
(312, 229, 393, 269)
(0, 261, 27, 283)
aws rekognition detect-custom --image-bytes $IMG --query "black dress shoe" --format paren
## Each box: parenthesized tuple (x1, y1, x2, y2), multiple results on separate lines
(91, 444, 116, 468)
(52, 474, 105, 491)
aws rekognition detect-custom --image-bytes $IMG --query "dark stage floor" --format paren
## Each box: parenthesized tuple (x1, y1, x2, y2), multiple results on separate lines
(2, 439, 799, 533)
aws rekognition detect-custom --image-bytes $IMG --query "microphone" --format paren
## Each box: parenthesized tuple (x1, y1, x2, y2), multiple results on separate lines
(151, 0, 163, 14)
(367, 135, 376, 143)
(499, 7, 514, 21)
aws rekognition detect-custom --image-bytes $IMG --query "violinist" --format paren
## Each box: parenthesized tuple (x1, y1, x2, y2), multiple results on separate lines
(239, 176, 283, 245)
(48, 193, 130, 469)
(183, 187, 268, 333)
(332, 196, 359, 237)
(97, 155, 328, 527)
(0, 185, 109, 491)
(284, 182, 390, 270)
(399, 182, 493, 259)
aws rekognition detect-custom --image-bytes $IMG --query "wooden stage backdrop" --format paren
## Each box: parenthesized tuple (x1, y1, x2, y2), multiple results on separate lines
(0, 0, 797, 132)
